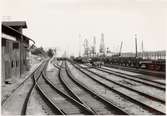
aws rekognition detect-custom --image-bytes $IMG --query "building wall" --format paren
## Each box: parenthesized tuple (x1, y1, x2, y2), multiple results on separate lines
(1, 38, 20, 82)
(1, 35, 29, 83)
(2, 22, 31, 84)
(20, 42, 28, 74)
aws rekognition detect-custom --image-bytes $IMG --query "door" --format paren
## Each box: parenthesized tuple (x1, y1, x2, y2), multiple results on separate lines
(5, 61, 11, 80)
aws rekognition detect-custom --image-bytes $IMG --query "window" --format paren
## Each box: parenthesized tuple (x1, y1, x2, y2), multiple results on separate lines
(13, 42, 19, 49)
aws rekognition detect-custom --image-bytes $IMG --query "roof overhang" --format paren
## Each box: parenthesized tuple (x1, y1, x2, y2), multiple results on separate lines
(2, 24, 35, 45)
(2, 21, 27, 28)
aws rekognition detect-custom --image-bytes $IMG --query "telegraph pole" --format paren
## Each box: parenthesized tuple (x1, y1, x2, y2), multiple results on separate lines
(93, 36, 96, 57)
(134, 34, 138, 68)
(79, 34, 81, 57)
(141, 40, 144, 59)
(119, 41, 123, 56)
(135, 34, 138, 58)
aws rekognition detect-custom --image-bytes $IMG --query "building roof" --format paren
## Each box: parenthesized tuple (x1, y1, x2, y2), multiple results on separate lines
(2, 21, 27, 28)
(2, 24, 35, 45)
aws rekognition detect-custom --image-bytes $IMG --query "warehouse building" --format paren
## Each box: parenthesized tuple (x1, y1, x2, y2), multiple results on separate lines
(1, 21, 32, 84)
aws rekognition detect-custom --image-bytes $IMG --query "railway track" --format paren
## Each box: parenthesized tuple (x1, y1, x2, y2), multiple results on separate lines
(2, 60, 47, 115)
(80, 64, 165, 101)
(79, 64, 165, 104)
(69, 61, 165, 115)
(45, 61, 96, 113)
(93, 66, 165, 91)
(1, 61, 44, 105)
(59, 61, 128, 115)
(104, 64, 165, 78)
(103, 65, 165, 84)
(26, 60, 65, 115)
(36, 66, 95, 115)
(83, 63, 165, 85)
(53, 64, 61, 69)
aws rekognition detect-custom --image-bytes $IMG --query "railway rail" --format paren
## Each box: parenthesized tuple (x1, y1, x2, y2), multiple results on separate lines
(36, 66, 95, 115)
(80, 65, 165, 104)
(45, 61, 96, 114)
(27, 60, 66, 115)
(48, 62, 83, 103)
(48, 61, 128, 115)
(80, 64, 165, 101)
(104, 64, 165, 78)
(3, 59, 165, 115)
(92, 66, 165, 90)
(2, 60, 48, 115)
(69, 61, 165, 115)
(61, 61, 128, 115)
(3, 59, 93, 115)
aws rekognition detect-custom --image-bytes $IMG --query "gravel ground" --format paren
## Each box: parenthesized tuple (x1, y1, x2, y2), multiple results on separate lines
(67, 62, 156, 115)
(2, 77, 33, 115)
(26, 88, 47, 115)
(89, 68, 165, 100)
(1, 61, 41, 105)
(26, 86, 57, 115)
(102, 66, 165, 83)
(26, 61, 59, 115)
(2, 55, 42, 115)
(37, 74, 84, 115)
(46, 63, 70, 96)
(46, 61, 55, 71)
(62, 67, 125, 115)
(78, 66, 165, 113)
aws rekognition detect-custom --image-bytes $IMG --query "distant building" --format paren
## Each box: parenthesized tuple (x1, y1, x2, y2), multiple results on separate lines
(1, 21, 32, 83)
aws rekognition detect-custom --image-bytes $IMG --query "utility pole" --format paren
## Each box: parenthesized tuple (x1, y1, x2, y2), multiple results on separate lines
(119, 41, 123, 56)
(134, 34, 138, 68)
(92, 36, 96, 57)
(78, 34, 81, 57)
(141, 40, 144, 59)
(135, 34, 138, 58)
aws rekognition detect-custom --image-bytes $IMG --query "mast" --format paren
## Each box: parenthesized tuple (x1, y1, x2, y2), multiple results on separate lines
(141, 40, 144, 59)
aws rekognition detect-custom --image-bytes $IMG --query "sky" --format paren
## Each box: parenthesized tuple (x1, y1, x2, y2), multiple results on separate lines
(1, 0, 167, 57)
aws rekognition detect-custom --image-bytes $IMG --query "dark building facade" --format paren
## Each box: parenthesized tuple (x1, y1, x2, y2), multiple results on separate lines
(1, 21, 31, 83)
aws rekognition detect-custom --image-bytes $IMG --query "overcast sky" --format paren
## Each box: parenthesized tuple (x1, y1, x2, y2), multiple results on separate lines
(1, 0, 167, 56)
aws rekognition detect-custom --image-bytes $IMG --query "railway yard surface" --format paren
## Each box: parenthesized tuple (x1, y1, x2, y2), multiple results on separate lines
(1, 59, 166, 115)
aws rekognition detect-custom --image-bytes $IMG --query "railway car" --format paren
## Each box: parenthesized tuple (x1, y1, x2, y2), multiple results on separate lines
(73, 57, 83, 63)
(139, 59, 165, 71)
(73, 57, 91, 64)
(89, 57, 104, 67)
(103, 56, 165, 72)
